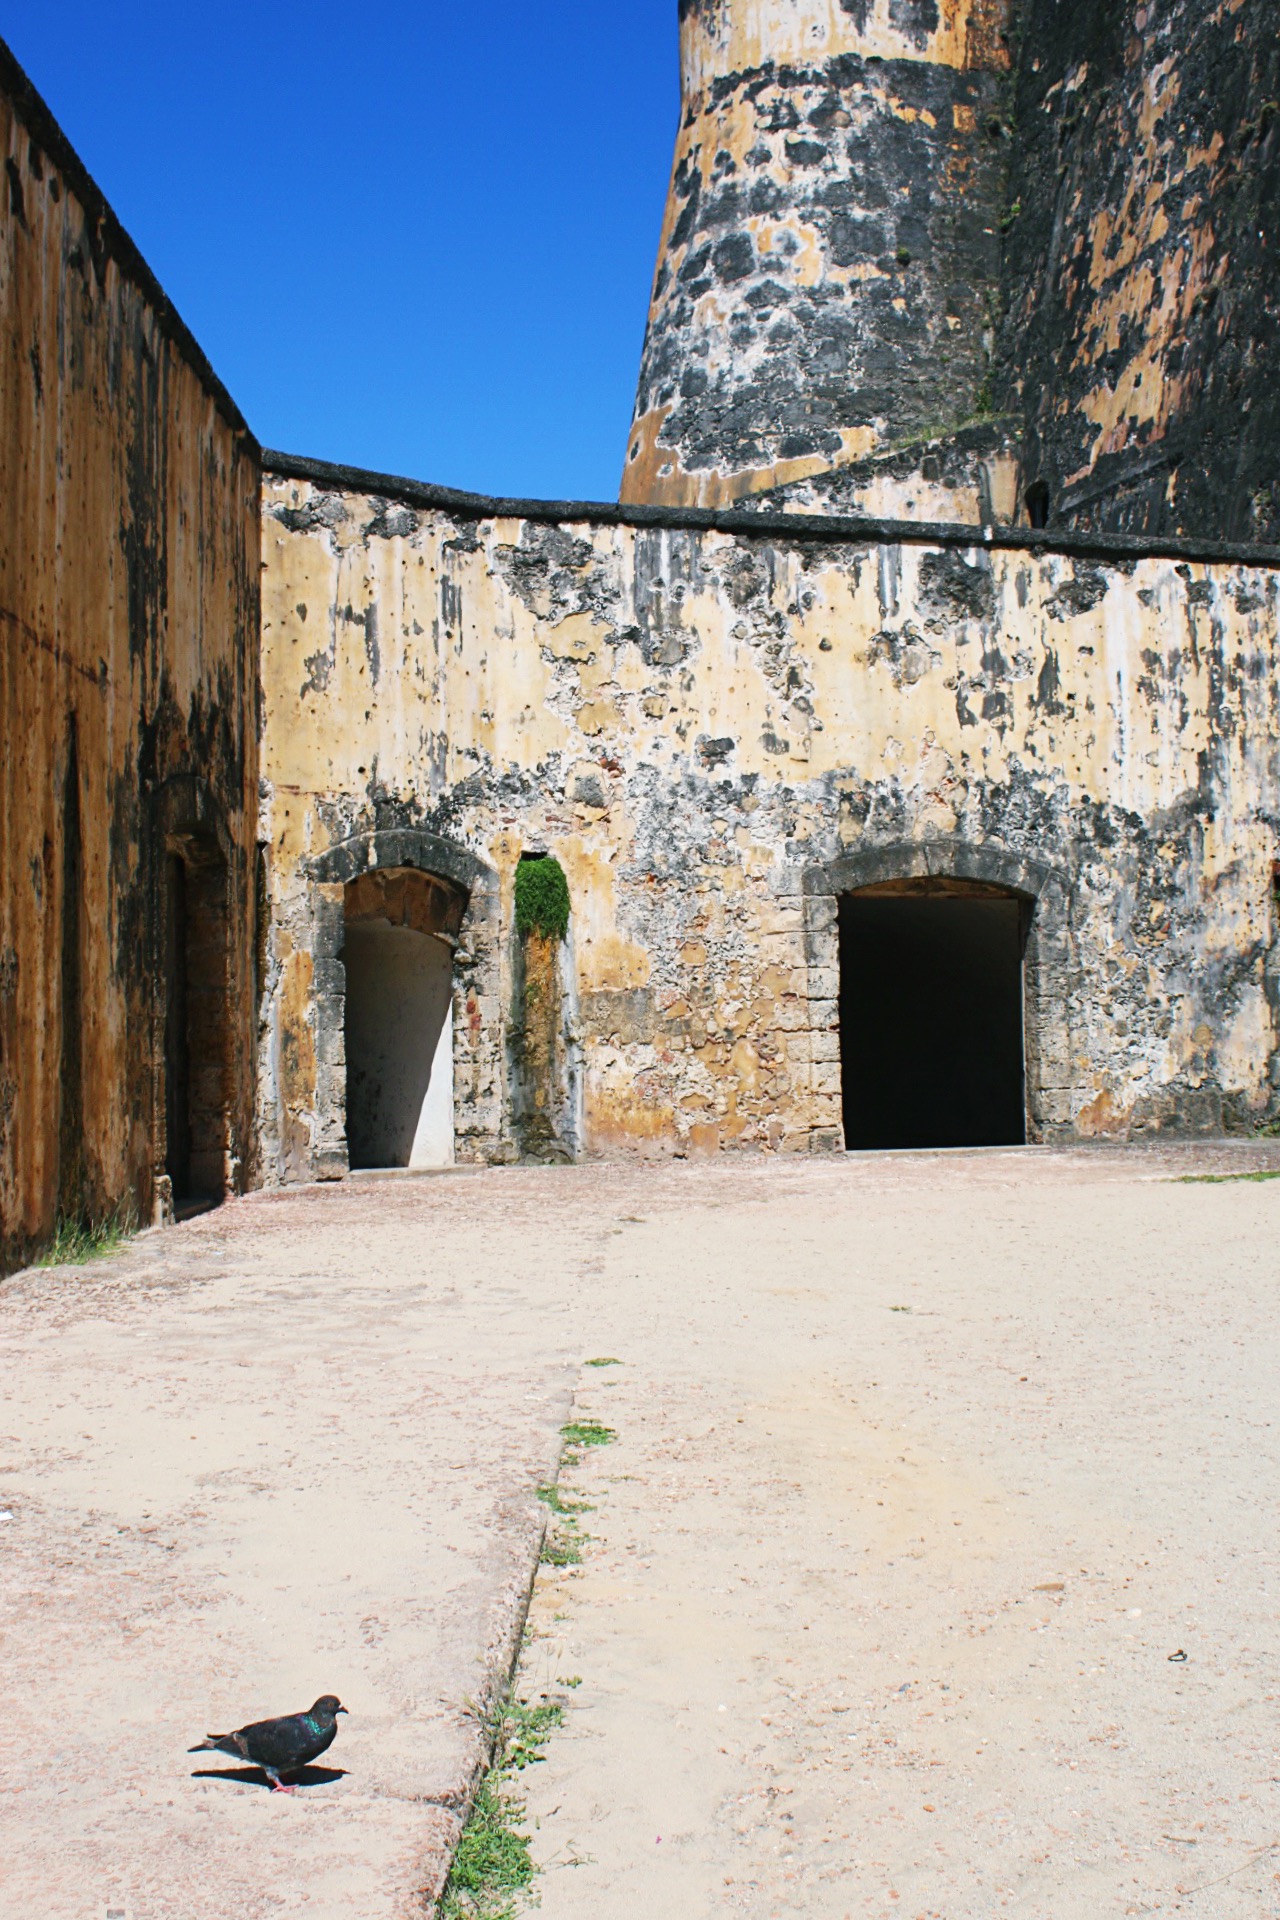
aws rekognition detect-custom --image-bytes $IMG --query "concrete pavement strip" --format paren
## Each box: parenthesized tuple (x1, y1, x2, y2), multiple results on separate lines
(5, 1144, 1280, 1916)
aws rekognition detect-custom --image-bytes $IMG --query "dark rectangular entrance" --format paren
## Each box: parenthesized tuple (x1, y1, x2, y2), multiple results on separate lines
(163, 839, 230, 1207)
(838, 884, 1026, 1150)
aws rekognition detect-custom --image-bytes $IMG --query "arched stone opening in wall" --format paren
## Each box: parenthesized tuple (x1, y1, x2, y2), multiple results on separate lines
(343, 869, 464, 1169)
(307, 831, 503, 1174)
(155, 777, 234, 1217)
(802, 843, 1074, 1150)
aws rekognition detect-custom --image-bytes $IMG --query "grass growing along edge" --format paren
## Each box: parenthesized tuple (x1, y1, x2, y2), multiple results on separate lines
(1177, 1169, 1280, 1185)
(440, 1407, 615, 1916)
(536, 1478, 594, 1568)
(560, 1418, 616, 1452)
(438, 1690, 566, 1920)
(38, 1204, 136, 1267)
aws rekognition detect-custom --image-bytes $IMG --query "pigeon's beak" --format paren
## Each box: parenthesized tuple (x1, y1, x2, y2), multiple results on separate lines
(337, 1705, 348, 1714)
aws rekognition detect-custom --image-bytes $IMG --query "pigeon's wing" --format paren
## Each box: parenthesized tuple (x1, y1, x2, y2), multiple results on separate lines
(188, 1731, 253, 1760)
(238, 1711, 331, 1773)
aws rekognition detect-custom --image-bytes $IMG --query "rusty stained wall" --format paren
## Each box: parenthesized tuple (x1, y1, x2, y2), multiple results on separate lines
(622, 0, 1013, 509)
(259, 470, 1280, 1173)
(998, 0, 1280, 543)
(0, 54, 260, 1269)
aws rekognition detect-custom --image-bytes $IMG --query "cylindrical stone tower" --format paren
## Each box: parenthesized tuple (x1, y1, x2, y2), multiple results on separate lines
(622, 0, 1012, 508)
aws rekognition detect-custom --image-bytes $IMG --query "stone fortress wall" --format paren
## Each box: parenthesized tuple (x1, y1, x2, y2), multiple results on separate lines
(4, 0, 1280, 1250)
(623, 0, 1014, 510)
(0, 44, 261, 1269)
(626, 0, 1280, 548)
(997, 0, 1280, 544)
(258, 458, 1280, 1175)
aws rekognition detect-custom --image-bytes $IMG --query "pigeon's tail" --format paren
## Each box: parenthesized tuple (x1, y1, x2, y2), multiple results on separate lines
(188, 1733, 239, 1756)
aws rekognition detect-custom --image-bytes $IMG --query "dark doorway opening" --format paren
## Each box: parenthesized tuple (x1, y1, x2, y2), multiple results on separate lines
(1024, 480, 1051, 529)
(343, 868, 466, 1171)
(58, 718, 84, 1219)
(838, 880, 1027, 1150)
(164, 838, 230, 1209)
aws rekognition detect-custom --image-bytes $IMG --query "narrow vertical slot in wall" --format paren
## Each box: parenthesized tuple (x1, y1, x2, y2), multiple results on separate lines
(164, 852, 192, 1201)
(164, 838, 231, 1210)
(58, 718, 84, 1219)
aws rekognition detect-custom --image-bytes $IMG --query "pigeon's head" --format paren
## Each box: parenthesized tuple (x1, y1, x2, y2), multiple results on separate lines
(312, 1695, 348, 1719)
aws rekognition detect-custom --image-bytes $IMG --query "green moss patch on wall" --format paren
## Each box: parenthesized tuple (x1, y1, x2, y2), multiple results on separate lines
(515, 857, 570, 943)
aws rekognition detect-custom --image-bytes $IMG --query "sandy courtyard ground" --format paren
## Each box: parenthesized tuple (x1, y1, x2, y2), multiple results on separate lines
(3, 1144, 1280, 1917)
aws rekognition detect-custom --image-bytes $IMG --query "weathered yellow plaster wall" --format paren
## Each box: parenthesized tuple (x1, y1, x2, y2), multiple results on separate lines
(260, 471, 1280, 1173)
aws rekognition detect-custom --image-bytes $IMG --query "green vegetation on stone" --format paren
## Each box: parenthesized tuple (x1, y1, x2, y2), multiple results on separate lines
(514, 856, 570, 942)
(584, 1356, 622, 1368)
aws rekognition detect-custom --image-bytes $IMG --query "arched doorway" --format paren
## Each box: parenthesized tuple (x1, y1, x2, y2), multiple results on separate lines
(342, 868, 466, 1170)
(838, 876, 1027, 1150)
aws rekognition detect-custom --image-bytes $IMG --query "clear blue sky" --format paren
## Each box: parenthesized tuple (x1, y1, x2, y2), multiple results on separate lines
(6, 4, 678, 499)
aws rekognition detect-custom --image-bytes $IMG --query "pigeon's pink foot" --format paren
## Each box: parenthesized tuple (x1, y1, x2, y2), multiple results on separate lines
(268, 1779, 298, 1794)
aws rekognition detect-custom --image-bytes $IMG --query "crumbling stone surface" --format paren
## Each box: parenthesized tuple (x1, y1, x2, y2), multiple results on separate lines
(622, 0, 1013, 507)
(631, 0, 1279, 545)
(742, 419, 1023, 528)
(997, 0, 1280, 543)
(258, 470, 1280, 1173)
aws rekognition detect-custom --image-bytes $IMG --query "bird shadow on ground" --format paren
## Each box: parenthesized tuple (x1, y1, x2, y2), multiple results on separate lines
(191, 1765, 348, 1791)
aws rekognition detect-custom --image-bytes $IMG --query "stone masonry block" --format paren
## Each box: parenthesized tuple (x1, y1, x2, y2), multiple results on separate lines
(810, 1127, 844, 1153)
(759, 906, 804, 937)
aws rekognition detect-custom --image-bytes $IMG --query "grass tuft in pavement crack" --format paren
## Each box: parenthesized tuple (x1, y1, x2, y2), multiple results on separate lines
(535, 1483, 591, 1518)
(440, 1692, 565, 1920)
(442, 1404, 614, 1908)
(537, 1481, 593, 1566)
(560, 1419, 615, 1450)
(538, 1534, 583, 1568)
(558, 1419, 615, 1473)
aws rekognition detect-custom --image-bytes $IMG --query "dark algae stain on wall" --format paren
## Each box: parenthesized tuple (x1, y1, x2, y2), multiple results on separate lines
(998, 0, 1280, 542)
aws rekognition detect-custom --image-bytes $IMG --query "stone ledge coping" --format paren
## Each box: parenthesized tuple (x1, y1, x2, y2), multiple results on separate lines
(263, 448, 1280, 573)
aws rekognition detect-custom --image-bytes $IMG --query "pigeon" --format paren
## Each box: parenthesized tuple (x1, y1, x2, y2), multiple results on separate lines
(189, 1694, 348, 1793)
